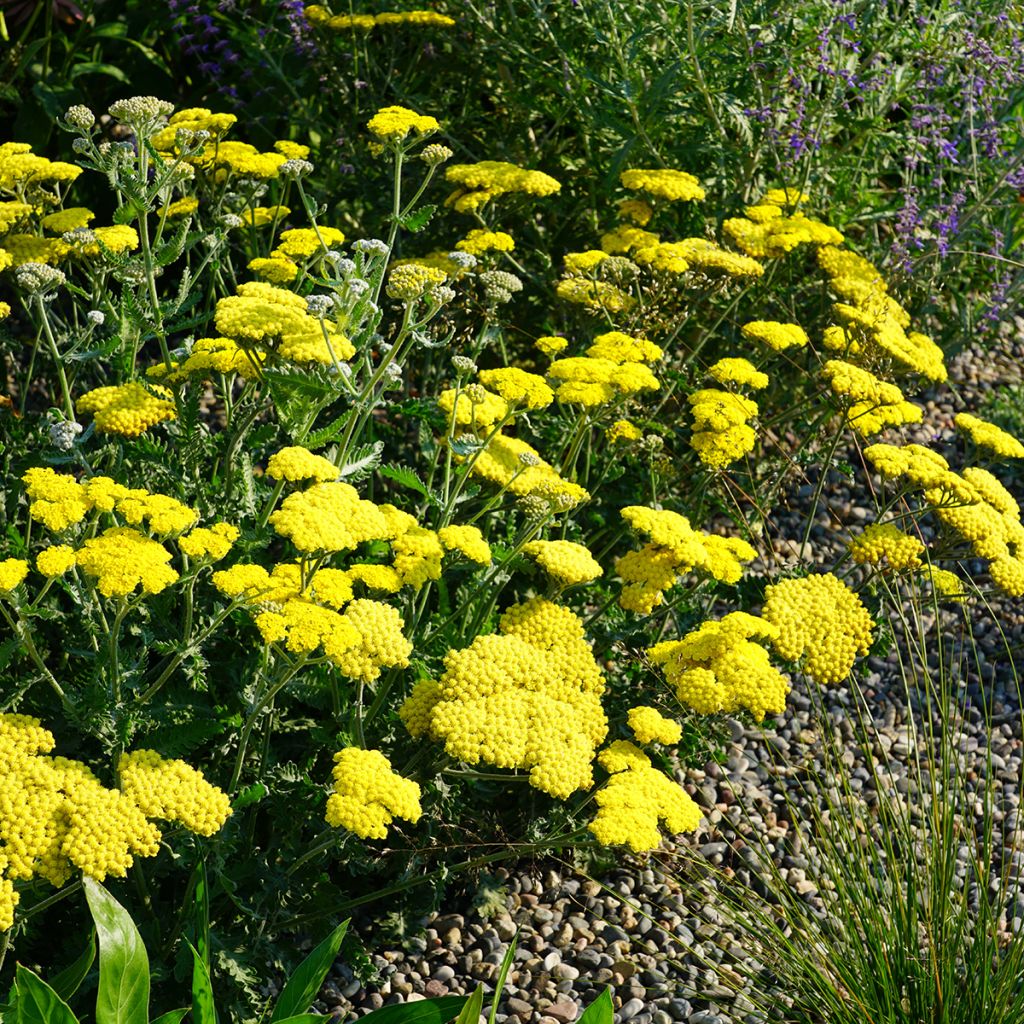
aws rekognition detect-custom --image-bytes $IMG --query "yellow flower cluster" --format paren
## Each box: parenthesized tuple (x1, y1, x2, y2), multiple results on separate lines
(554, 276, 635, 313)
(620, 168, 705, 202)
(848, 523, 925, 572)
(401, 598, 608, 798)
(215, 559, 414, 678)
(627, 706, 682, 745)
(741, 320, 809, 352)
(821, 359, 922, 437)
(522, 539, 603, 586)
(466, 433, 589, 510)
(922, 565, 967, 601)
(22, 467, 199, 541)
(266, 445, 338, 483)
(36, 545, 77, 577)
(41, 207, 92, 232)
(151, 108, 295, 181)
(148, 337, 265, 385)
(547, 338, 660, 407)
(563, 250, 609, 274)
(178, 523, 239, 562)
(76, 382, 176, 437)
(672, 237, 764, 278)
(477, 367, 554, 409)
(954, 413, 1024, 459)
(438, 383, 510, 430)
(864, 443, 1024, 595)
(617, 198, 653, 224)
(536, 335, 569, 357)
(819, 245, 947, 383)
(117, 750, 232, 835)
(648, 612, 789, 721)
(0, 715, 229, 930)
(270, 482, 391, 552)
(386, 263, 448, 300)
(723, 192, 843, 257)
(606, 419, 643, 445)
(445, 160, 561, 213)
(438, 524, 492, 564)
(617, 506, 757, 613)
(308, 7, 454, 30)
(456, 229, 515, 255)
(215, 281, 354, 365)
(325, 748, 422, 840)
(762, 573, 875, 683)
(688, 388, 758, 469)
(588, 741, 702, 853)
(76, 528, 179, 597)
(708, 357, 768, 390)
(0, 558, 29, 592)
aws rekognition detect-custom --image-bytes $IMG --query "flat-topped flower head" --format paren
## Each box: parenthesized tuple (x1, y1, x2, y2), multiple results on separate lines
(325, 748, 422, 840)
(266, 446, 338, 483)
(955, 413, 1024, 459)
(367, 105, 439, 145)
(741, 320, 808, 352)
(522, 539, 603, 586)
(620, 168, 705, 202)
(848, 523, 924, 572)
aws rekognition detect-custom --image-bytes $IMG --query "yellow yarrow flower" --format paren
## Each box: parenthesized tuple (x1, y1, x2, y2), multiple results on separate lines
(522, 539, 603, 586)
(36, 546, 78, 577)
(741, 320, 808, 352)
(620, 168, 704, 202)
(954, 413, 1024, 459)
(270, 482, 390, 553)
(477, 367, 554, 409)
(325, 748, 422, 840)
(456, 229, 514, 255)
(606, 420, 643, 445)
(848, 523, 924, 571)
(589, 741, 702, 852)
(75, 528, 179, 598)
(535, 335, 569, 357)
(707, 357, 768, 390)
(627, 706, 682, 745)
(763, 573, 874, 684)
(266, 446, 338, 483)
(0, 559, 29, 592)
(648, 612, 788, 721)
(76, 382, 176, 437)
(367, 105, 439, 143)
(178, 523, 238, 562)
(437, 524, 491, 564)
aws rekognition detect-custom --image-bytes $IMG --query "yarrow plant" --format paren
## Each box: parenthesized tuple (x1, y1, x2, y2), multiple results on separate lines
(0, 80, 1022, 1016)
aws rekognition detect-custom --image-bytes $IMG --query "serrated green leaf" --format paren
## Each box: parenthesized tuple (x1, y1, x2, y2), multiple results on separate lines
(305, 411, 353, 449)
(578, 988, 613, 1024)
(84, 877, 150, 1024)
(378, 464, 436, 503)
(10, 966, 79, 1024)
(359, 997, 468, 1024)
(49, 931, 96, 1001)
(400, 204, 437, 233)
(270, 920, 349, 1022)
(338, 441, 383, 482)
(113, 206, 137, 226)
(231, 783, 268, 811)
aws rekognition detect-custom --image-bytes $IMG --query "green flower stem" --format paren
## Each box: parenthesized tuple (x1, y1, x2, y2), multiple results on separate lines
(439, 408, 518, 528)
(134, 157, 173, 376)
(35, 296, 75, 420)
(800, 421, 847, 555)
(256, 479, 286, 531)
(0, 601, 70, 710)
(229, 654, 308, 791)
(135, 599, 241, 705)
(285, 829, 342, 878)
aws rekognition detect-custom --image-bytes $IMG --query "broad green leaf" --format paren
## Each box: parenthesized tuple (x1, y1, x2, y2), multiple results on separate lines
(454, 986, 484, 1024)
(358, 997, 469, 1024)
(10, 965, 79, 1024)
(187, 942, 216, 1024)
(68, 61, 128, 82)
(150, 1011, 188, 1024)
(270, 920, 349, 1022)
(488, 932, 518, 1024)
(84, 877, 150, 1024)
(270, 1016, 331, 1024)
(578, 989, 613, 1024)
(50, 931, 96, 1001)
